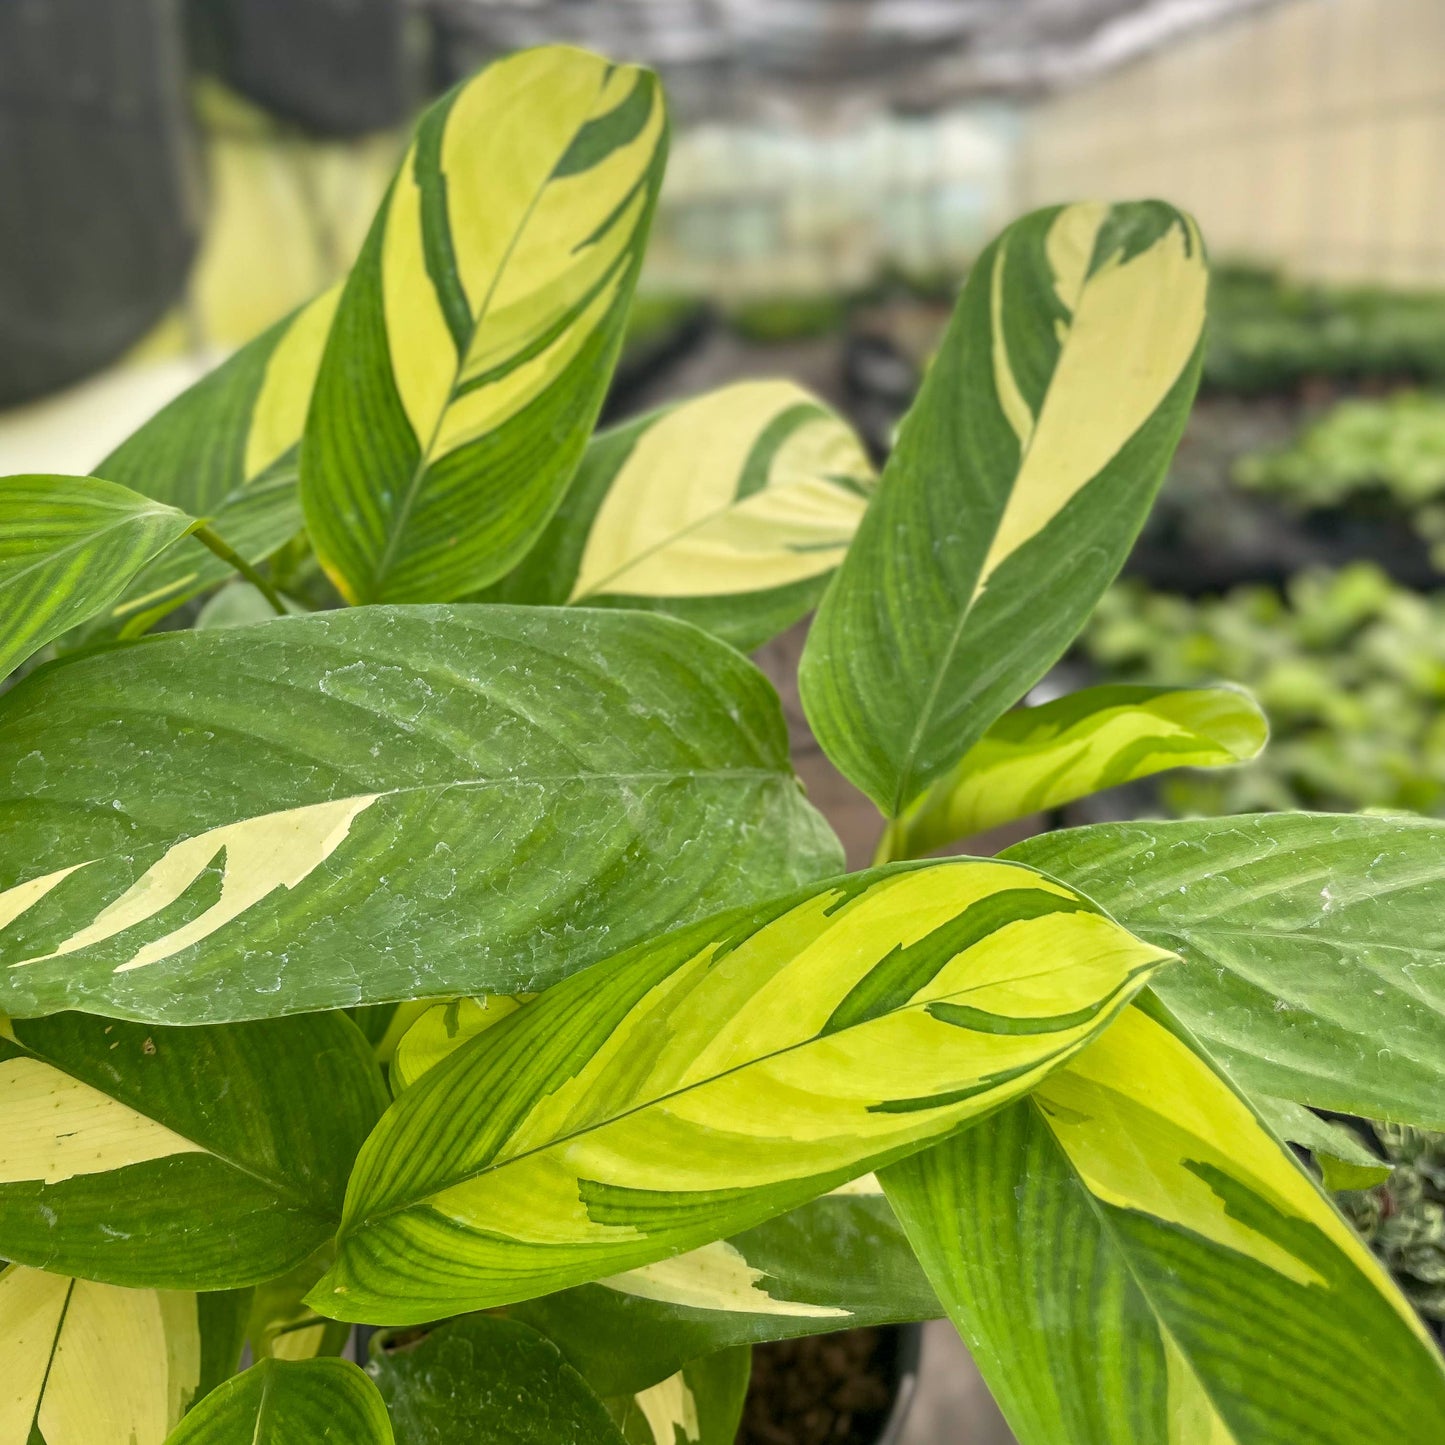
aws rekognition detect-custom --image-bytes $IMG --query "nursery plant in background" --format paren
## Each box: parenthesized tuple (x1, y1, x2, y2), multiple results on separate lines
(1, 43, 1443, 1445)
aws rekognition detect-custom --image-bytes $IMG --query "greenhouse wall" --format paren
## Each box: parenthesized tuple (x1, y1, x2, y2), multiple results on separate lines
(1020, 0, 1445, 286)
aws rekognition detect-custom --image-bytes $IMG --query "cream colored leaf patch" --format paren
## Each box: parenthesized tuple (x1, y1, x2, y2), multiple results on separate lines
(243, 286, 342, 480)
(634, 1370, 701, 1444)
(0, 1057, 205, 1185)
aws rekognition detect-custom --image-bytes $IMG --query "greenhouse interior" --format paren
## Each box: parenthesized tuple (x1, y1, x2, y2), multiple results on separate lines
(2, 2, 1444, 1442)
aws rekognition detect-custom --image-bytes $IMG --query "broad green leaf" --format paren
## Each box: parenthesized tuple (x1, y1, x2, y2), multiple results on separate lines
(1006, 813, 1445, 1128)
(371, 1315, 626, 1445)
(606, 1348, 750, 1445)
(0, 606, 839, 1024)
(92, 289, 339, 629)
(245, 1251, 351, 1363)
(311, 858, 1171, 1323)
(302, 46, 668, 604)
(1253, 1096, 1392, 1192)
(195, 582, 307, 629)
(164, 1358, 392, 1445)
(881, 1003, 1445, 1445)
(887, 684, 1266, 860)
(0, 1263, 204, 1444)
(0, 474, 196, 676)
(0, 1011, 386, 1289)
(511, 1183, 940, 1396)
(391, 995, 526, 1093)
(481, 380, 874, 650)
(800, 202, 1208, 816)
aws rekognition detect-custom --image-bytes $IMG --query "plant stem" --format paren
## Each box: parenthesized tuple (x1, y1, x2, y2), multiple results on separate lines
(192, 526, 288, 617)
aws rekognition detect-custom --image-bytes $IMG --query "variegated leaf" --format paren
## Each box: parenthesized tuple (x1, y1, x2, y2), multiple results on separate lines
(310, 858, 1172, 1323)
(0, 474, 196, 676)
(0, 607, 839, 1024)
(1006, 813, 1445, 1128)
(800, 201, 1208, 816)
(482, 380, 874, 650)
(245, 1252, 351, 1363)
(371, 1315, 627, 1445)
(882, 1002, 1445, 1445)
(163, 1358, 393, 1445)
(92, 289, 338, 630)
(0, 1011, 386, 1289)
(302, 45, 668, 604)
(1253, 1096, 1392, 1192)
(391, 996, 526, 1094)
(606, 1348, 750, 1445)
(511, 1182, 940, 1396)
(0, 1264, 217, 1445)
(886, 684, 1266, 860)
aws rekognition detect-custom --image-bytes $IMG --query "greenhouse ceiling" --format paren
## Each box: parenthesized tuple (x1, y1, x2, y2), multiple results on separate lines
(423, 0, 1280, 116)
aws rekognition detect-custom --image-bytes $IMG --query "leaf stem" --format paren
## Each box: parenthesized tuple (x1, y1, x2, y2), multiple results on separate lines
(192, 526, 288, 617)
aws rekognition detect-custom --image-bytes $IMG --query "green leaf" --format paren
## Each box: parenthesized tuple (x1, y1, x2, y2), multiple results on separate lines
(881, 1002, 1445, 1445)
(511, 1184, 939, 1396)
(164, 1358, 393, 1444)
(194, 582, 307, 630)
(91, 289, 339, 630)
(887, 684, 1266, 860)
(311, 857, 1171, 1323)
(370, 1315, 626, 1445)
(245, 1251, 351, 1363)
(480, 380, 874, 650)
(800, 202, 1208, 816)
(0, 1011, 386, 1289)
(1, 1262, 207, 1443)
(1253, 1096, 1393, 1192)
(1006, 812, 1445, 1128)
(391, 996, 526, 1094)
(302, 45, 668, 604)
(606, 1348, 750, 1445)
(0, 474, 196, 676)
(0, 606, 840, 1024)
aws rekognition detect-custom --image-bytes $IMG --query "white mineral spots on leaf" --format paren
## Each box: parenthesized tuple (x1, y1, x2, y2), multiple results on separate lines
(7, 794, 379, 974)
(634, 1370, 701, 1445)
(602, 1240, 849, 1318)
(0, 1057, 206, 1184)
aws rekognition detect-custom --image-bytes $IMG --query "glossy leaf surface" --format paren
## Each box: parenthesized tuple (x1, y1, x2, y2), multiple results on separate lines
(1008, 812, 1445, 1127)
(882, 1003, 1445, 1445)
(303, 46, 668, 603)
(801, 201, 1207, 815)
(313, 858, 1171, 1322)
(0, 607, 839, 1023)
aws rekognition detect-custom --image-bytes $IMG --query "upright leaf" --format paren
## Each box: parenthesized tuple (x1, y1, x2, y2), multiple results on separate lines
(0, 607, 839, 1023)
(1007, 812, 1445, 1127)
(800, 202, 1208, 815)
(887, 684, 1266, 859)
(370, 1315, 626, 1445)
(482, 380, 874, 650)
(606, 1349, 750, 1445)
(0, 1263, 203, 1444)
(391, 995, 526, 1094)
(0, 1011, 386, 1288)
(302, 45, 668, 603)
(245, 1252, 351, 1362)
(0, 474, 195, 675)
(882, 1003, 1445, 1445)
(163, 1359, 393, 1445)
(92, 289, 339, 628)
(311, 858, 1171, 1323)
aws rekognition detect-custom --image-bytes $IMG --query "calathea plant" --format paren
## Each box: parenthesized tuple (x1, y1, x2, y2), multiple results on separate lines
(0, 43, 1441, 1445)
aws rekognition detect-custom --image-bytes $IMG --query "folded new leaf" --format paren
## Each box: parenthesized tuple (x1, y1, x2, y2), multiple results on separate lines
(0, 1011, 385, 1290)
(0, 474, 197, 675)
(0, 607, 840, 1024)
(302, 45, 668, 603)
(801, 201, 1208, 816)
(162, 1358, 393, 1445)
(881, 1003, 1445, 1445)
(310, 858, 1173, 1323)
(90, 289, 338, 631)
(481, 380, 875, 651)
(887, 683, 1266, 859)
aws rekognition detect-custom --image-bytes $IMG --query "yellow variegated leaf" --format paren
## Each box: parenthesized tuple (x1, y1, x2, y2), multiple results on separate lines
(311, 858, 1172, 1323)
(302, 45, 669, 604)
(391, 996, 526, 1094)
(884, 684, 1266, 859)
(608, 1349, 750, 1445)
(0, 1265, 201, 1445)
(801, 201, 1208, 815)
(483, 380, 874, 649)
(882, 1003, 1445, 1445)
